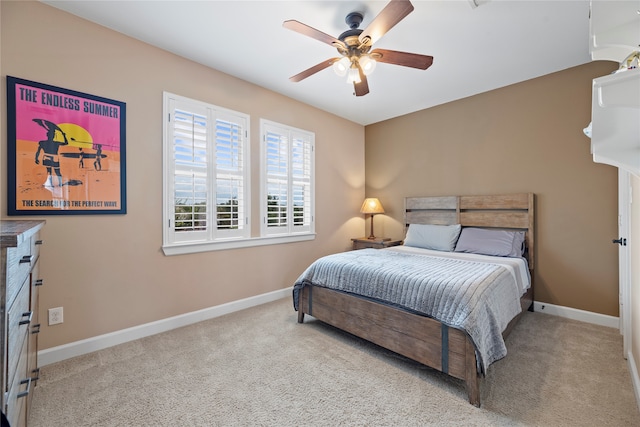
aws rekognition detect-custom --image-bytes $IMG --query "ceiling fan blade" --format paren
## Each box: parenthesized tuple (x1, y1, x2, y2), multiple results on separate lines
(283, 20, 346, 49)
(358, 0, 414, 46)
(353, 65, 369, 97)
(289, 58, 339, 82)
(371, 48, 434, 70)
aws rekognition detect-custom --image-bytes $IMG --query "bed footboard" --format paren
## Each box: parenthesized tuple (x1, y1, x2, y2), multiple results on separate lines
(297, 285, 481, 407)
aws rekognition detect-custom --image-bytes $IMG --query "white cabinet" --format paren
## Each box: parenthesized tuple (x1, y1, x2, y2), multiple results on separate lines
(590, 0, 640, 62)
(588, 1, 640, 177)
(590, 69, 640, 176)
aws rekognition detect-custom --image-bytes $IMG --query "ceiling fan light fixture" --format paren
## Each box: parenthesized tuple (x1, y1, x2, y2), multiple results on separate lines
(332, 57, 350, 76)
(347, 64, 361, 84)
(359, 55, 377, 75)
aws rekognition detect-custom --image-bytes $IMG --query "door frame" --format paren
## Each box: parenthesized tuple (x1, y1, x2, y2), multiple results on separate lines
(618, 169, 631, 357)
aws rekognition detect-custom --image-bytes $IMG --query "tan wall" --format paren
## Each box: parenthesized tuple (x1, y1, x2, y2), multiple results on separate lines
(364, 61, 620, 316)
(1, 2, 365, 349)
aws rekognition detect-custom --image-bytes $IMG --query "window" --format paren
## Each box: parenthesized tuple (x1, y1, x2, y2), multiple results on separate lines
(163, 95, 315, 255)
(261, 120, 314, 237)
(163, 93, 250, 252)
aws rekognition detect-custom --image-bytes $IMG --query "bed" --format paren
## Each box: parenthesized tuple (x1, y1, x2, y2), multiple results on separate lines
(293, 193, 535, 407)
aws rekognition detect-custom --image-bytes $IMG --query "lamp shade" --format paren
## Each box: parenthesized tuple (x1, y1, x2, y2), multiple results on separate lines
(346, 65, 361, 84)
(332, 57, 350, 77)
(359, 55, 377, 75)
(360, 198, 385, 214)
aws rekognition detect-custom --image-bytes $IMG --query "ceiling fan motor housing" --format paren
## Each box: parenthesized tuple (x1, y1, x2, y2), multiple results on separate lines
(337, 12, 371, 59)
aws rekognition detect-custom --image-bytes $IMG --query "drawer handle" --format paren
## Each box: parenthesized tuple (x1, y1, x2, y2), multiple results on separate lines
(31, 368, 40, 382)
(19, 311, 33, 325)
(19, 255, 34, 264)
(35, 240, 43, 245)
(17, 377, 32, 398)
(35, 279, 44, 287)
(32, 323, 41, 334)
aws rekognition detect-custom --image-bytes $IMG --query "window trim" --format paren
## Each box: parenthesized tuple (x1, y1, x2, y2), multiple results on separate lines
(163, 92, 252, 254)
(260, 119, 315, 238)
(162, 94, 316, 256)
(162, 233, 316, 256)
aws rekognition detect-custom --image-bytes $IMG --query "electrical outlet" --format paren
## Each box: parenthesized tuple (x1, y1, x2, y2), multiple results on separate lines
(48, 307, 63, 325)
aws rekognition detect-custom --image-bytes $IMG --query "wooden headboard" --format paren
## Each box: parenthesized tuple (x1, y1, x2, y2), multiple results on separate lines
(404, 193, 535, 270)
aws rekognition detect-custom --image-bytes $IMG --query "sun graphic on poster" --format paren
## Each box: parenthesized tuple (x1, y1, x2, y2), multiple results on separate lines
(57, 123, 93, 148)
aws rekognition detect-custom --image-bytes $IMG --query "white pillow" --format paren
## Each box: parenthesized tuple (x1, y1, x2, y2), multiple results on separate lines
(403, 224, 462, 252)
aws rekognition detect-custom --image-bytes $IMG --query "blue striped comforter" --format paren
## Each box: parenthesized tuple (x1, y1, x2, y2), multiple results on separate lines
(293, 247, 528, 373)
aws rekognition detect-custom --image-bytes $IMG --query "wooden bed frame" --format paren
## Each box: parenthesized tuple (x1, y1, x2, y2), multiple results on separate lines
(296, 193, 535, 407)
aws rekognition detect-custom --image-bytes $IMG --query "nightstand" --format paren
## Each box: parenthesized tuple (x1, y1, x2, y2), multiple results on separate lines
(351, 237, 403, 250)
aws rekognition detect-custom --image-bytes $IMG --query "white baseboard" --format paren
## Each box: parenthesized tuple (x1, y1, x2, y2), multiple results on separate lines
(38, 287, 292, 367)
(533, 301, 619, 329)
(627, 350, 640, 413)
(38, 295, 620, 367)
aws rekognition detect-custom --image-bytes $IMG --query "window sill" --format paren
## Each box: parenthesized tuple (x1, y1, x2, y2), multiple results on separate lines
(162, 233, 316, 256)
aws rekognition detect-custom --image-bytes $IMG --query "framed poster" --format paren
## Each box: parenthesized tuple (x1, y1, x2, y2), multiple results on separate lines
(6, 76, 126, 215)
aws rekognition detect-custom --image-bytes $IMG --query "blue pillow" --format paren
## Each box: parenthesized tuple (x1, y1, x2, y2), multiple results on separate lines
(404, 224, 462, 252)
(454, 228, 525, 257)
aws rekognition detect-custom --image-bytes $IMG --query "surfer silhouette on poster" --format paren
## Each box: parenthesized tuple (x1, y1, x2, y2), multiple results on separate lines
(79, 148, 86, 168)
(33, 119, 69, 187)
(94, 144, 103, 171)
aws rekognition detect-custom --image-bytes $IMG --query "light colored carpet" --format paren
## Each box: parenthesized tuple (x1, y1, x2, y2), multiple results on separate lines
(29, 297, 639, 426)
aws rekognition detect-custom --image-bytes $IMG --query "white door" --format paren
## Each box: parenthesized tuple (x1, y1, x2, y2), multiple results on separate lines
(618, 169, 631, 358)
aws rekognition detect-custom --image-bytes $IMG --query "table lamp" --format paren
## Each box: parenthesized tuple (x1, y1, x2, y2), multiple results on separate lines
(360, 198, 385, 239)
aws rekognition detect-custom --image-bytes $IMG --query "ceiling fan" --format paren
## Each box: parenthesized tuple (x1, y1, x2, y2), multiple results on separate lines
(283, 0, 434, 97)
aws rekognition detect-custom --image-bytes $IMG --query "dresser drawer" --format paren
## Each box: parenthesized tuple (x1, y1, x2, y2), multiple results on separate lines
(30, 260, 42, 326)
(29, 259, 42, 387)
(30, 232, 43, 265)
(7, 278, 31, 393)
(6, 335, 28, 427)
(5, 242, 33, 309)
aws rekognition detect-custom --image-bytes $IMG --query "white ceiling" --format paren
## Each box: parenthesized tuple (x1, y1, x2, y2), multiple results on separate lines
(41, 0, 592, 125)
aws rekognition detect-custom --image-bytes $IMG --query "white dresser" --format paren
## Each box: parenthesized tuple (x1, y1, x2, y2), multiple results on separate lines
(1, 221, 45, 427)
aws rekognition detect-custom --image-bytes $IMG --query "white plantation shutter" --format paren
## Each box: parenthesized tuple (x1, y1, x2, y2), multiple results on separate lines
(261, 120, 314, 236)
(171, 101, 209, 242)
(214, 114, 246, 237)
(291, 132, 312, 232)
(266, 130, 288, 229)
(164, 93, 249, 247)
